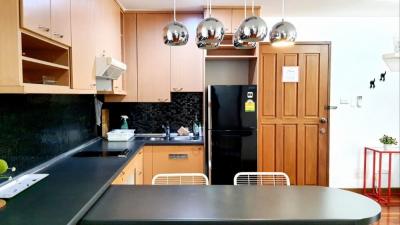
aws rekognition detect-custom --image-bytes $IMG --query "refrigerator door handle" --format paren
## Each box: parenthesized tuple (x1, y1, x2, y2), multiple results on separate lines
(208, 129, 212, 184)
(207, 85, 212, 130)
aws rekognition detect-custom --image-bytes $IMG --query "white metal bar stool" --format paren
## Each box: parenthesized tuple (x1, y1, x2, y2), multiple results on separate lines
(233, 172, 290, 186)
(152, 173, 209, 185)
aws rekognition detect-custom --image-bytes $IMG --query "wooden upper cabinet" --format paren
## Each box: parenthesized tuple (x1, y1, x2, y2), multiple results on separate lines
(232, 9, 244, 33)
(137, 13, 171, 102)
(21, 0, 51, 37)
(70, 0, 96, 92)
(51, 0, 71, 46)
(205, 7, 261, 34)
(209, 9, 232, 33)
(171, 13, 204, 92)
(231, 8, 261, 33)
(94, 0, 121, 60)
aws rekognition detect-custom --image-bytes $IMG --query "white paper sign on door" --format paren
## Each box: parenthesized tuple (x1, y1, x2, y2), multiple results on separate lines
(282, 66, 299, 82)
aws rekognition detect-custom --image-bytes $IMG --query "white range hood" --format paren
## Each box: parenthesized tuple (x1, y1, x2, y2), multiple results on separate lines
(383, 36, 399, 72)
(96, 56, 127, 80)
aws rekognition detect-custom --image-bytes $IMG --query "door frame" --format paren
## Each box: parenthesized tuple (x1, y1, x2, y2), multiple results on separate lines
(257, 41, 332, 186)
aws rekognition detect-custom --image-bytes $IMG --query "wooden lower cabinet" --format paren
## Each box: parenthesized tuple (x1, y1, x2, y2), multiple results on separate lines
(112, 149, 143, 185)
(143, 145, 205, 185)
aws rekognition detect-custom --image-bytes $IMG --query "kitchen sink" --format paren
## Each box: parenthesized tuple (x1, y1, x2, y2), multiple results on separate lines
(135, 133, 166, 138)
(148, 137, 166, 141)
(134, 133, 199, 142)
(169, 136, 194, 141)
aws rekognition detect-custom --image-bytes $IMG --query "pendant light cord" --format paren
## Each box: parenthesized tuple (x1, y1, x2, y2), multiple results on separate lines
(244, 0, 247, 18)
(282, 0, 285, 21)
(173, 0, 176, 21)
(252, 0, 255, 16)
(209, 0, 212, 17)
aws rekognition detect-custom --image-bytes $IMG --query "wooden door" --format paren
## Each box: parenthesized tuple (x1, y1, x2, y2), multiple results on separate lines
(51, 0, 71, 46)
(21, 0, 51, 37)
(137, 13, 171, 102)
(70, 0, 96, 92)
(258, 43, 330, 186)
(171, 13, 204, 92)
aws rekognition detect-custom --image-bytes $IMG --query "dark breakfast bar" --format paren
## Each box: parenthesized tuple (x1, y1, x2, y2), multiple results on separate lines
(81, 186, 381, 225)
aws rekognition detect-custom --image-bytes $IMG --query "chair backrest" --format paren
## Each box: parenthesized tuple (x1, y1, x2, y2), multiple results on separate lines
(234, 172, 290, 186)
(152, 173, 209, 185)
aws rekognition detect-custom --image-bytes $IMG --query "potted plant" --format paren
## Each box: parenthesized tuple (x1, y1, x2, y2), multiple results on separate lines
(379, 135, 398, 150)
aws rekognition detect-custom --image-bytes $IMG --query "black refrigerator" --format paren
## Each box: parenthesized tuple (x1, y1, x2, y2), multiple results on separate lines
(207, 85, 257, 184)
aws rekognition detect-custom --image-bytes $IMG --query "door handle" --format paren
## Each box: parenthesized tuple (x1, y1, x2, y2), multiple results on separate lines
(320, 117, 328, 123)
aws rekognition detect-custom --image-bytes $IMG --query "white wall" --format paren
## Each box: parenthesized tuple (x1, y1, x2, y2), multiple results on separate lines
(261, 17, 400, 188)
(205, 60, 250, 85)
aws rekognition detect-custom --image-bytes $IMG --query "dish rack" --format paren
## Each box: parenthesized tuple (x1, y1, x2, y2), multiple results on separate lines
(107, 129, 135, 141)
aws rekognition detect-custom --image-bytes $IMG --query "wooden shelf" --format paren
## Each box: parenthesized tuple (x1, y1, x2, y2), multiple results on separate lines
(22, 56, 69, 70)
(206, 55, 258, 60)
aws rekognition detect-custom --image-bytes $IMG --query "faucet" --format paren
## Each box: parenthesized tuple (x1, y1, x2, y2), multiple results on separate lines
(162, 123, 170, 139)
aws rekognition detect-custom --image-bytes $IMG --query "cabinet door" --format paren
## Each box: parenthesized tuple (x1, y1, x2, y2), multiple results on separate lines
(137, 13, 171, 102)
(209, 9, 232, 33)
(70, 0, 96, 91)
(171, 13, 204, 92)
(232, 9, 246, 34)
(143, 146, 153, 185)
(112, 170, 125, 185)
(51, 0, 71, 46)
(95, 0, 121, 60)
(232, 8, 260, 33)
(134, 149, 144, 185)
(21, 0, 51, 37)
(152, 146, 204, 175)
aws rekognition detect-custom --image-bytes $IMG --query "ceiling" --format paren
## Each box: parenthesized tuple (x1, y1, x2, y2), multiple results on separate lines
(117, 0, 399, 17)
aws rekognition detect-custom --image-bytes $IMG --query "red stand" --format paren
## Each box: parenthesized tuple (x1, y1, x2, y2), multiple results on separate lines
(363, 146, 400, 205)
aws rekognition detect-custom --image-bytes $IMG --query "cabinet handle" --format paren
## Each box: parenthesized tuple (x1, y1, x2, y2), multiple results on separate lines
(54, 33, 64, 38)
(179, 88, 183, 91)
(173, 88, 177, 91)
(169, 154, 188, 159)
(38, 26, 50, 32)
(164, 98, 169, 102)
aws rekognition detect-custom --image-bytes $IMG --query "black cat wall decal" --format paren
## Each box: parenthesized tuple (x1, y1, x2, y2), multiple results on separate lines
(370, 78, 376, 89)
(380, 71, 386, 81)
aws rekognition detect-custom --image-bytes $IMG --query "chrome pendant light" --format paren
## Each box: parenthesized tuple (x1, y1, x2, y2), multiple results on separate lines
(269, 0, 297, 47)
(163, 0, 189, 46)
(196, 0, 225, 49)
(237, 0, 268, 42)
(233, 0, 256, 49)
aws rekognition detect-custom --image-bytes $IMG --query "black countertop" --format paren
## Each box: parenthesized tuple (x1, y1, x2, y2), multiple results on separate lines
(81, 185, 381, 225)
(0, 137, 204, 225)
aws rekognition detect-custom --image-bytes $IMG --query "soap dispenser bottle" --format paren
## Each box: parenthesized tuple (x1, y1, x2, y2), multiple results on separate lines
(193, 114, 200, 137)
(120, 115, 129, 129)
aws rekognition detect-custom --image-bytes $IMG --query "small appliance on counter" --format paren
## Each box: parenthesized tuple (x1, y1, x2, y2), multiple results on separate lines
(107, 129, 135, 142)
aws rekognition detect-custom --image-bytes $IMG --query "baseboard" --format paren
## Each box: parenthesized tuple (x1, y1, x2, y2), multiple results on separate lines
(343, 188, 400, 194)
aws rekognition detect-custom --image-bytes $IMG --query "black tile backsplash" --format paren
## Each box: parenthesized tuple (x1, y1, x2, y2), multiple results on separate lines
(0, 95, 96, 182)
(104, 93, 203, 133)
